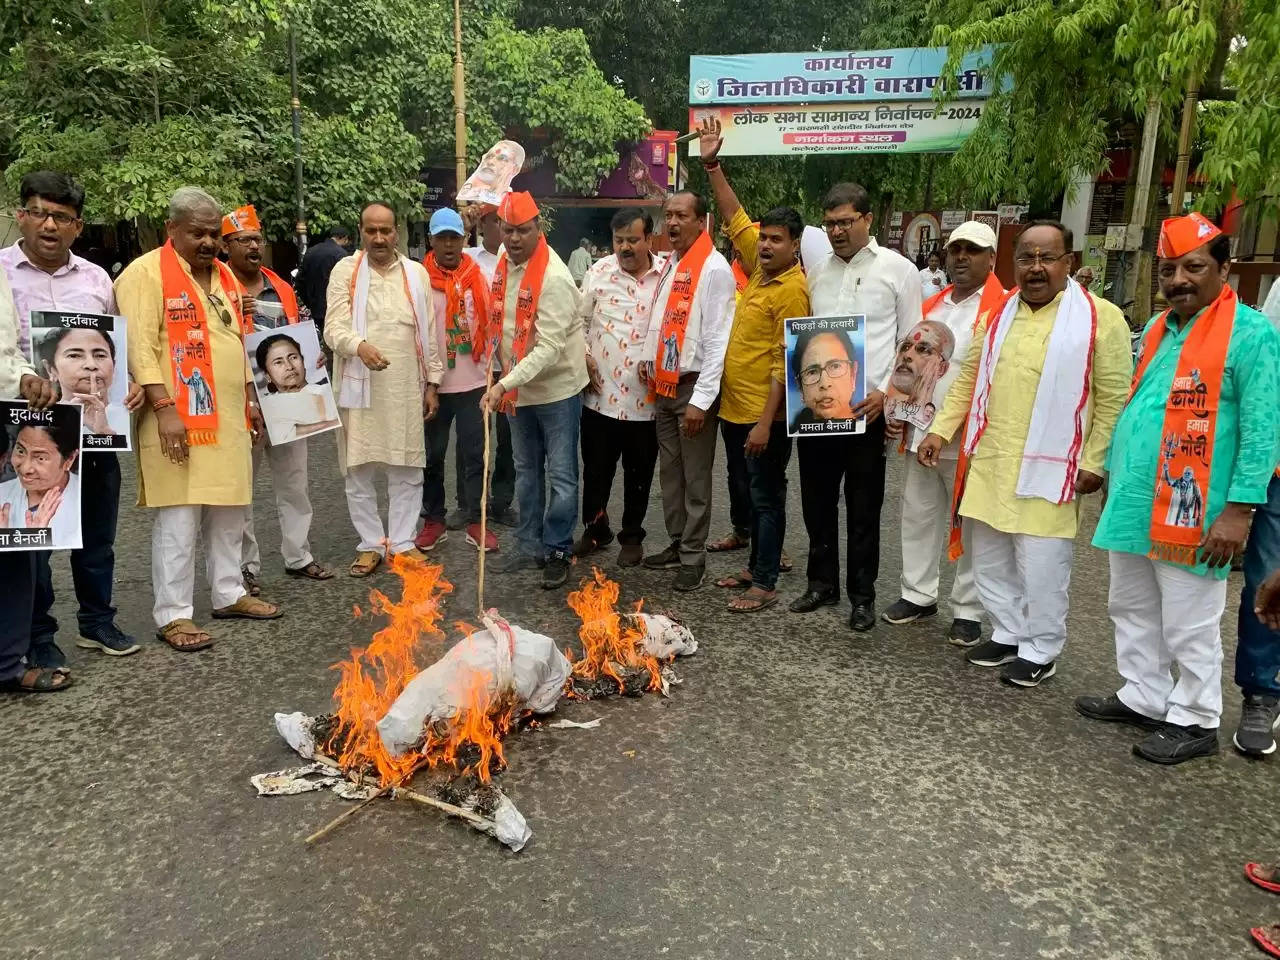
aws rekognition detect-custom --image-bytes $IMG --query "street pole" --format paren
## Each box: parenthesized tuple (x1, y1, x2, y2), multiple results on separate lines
(453, 0, 467, 194)
(1124, 95, 1162, 322)
(1170, 67, 1202, 216)
(289, 23, 308, 257)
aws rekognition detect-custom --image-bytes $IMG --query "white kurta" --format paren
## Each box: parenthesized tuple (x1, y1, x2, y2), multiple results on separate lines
(324, 256, 441, 471)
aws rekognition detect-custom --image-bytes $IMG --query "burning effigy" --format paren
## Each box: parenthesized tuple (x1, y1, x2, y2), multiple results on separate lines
(260, 557, 697, 853)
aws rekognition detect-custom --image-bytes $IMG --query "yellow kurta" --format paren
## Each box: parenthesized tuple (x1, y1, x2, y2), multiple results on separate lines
(324, 256, 441, 472)
(117, 247, 253, 508)
(932, 291, 1132, 538)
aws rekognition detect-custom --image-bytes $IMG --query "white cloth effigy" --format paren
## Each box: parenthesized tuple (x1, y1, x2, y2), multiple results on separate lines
(338, 252, 431, 410)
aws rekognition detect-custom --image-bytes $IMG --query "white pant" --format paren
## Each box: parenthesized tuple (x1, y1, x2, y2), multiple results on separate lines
(1110, 551, 1227, 729)
(152, 504, 246, 627)
(899, 457, 982, 620)
(343, 462, 423, 554)
(242, 441, 314, 575)
(970, 520, 1074, 664)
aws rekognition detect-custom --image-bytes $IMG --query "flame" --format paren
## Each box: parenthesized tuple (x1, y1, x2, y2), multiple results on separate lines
(420, 667, 515, 784)
(326, 553, 452, 785)
(565, 568, 661, 694)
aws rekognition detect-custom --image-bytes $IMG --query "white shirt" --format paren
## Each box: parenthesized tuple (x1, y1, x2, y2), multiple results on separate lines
(919, 267, 947, 298)
(580, 252, 668, 421)
(641, 243, 736, 413)
(0, 471, 81, 550)
(808, 238, 923, 394)
(905, 285, 985, 458)
(464, 246, 501, 284)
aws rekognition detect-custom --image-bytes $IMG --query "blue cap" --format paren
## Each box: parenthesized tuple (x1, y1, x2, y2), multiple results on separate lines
(429, 208, 465, 236)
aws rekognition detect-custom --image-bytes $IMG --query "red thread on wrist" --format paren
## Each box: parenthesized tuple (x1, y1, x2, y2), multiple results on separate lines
(152, 397, 176, 411)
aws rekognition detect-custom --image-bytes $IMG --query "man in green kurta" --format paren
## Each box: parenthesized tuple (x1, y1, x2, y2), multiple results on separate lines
(1077, 213, 1280, 766)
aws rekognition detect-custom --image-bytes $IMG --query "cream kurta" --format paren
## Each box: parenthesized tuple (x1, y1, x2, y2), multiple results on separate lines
(117, 247, 253, 508)
(324, 255, 441, 471)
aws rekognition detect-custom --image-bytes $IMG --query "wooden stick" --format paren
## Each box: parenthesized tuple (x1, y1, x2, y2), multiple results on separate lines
(477, 340, 495, 619)
(392, 786, 496, 829)
(304, 785, 390, 844)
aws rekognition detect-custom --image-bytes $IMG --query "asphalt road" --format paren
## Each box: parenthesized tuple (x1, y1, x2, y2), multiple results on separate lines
(2, 436, 1277, 960)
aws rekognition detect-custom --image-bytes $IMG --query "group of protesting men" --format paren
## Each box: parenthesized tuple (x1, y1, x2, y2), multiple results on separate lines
(4, 125, 1280, 768)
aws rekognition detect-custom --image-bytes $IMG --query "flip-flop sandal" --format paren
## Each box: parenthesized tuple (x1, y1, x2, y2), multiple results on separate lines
(707, 533, 749, 552)
(1247, 863, 1280, 894)
(286, 561, 335, 581)
(156, 619, 214, 652)
(779, 553, 793, 573)
(729, 592, 778, 613)
(715, 572, 753, 589)
(212, 597, 283, 620)
(0, 666, 74, 693)
(1251, 925, 1280, 958)
(350, 552, 382, 578)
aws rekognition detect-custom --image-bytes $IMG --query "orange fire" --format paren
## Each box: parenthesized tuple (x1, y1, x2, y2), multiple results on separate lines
(565, 568, 662, 694)
(420, 669, 515, 784)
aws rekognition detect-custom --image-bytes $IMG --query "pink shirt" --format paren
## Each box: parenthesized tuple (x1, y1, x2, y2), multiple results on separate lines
(430, 285, 488, 394)
(0, 242, 116, 356)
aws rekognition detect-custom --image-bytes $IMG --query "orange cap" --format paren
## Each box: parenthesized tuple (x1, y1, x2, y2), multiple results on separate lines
(1156, 212, 1222, 259)
(497, 191, 539, 226)
(221, 204, 261, 237)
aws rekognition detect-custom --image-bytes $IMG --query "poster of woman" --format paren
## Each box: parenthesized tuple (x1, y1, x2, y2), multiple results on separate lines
(785, 315, 867, 437)
(28, 311, 130, 450)
(0, 400, 83, 551)
(245, 320, 340, 446)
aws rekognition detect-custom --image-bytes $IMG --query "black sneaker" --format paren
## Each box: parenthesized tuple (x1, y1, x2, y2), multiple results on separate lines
(75, 623, 141, 657)
(966, 639, 1018, 667)
(1000, 658, 1056, 687)
(489, 505, 519, 528)
(542, 552, 571, 589)
(880, 598, 937, 624)
(947, 618, 982, 647)
(1133, 723, 1219, 765)
(445, 509, 468, 531)
(848, 602, 876, 632)
(1074, 694, 1162, 730)
(643, 541, 682, 570)
(492, 551, 544, 574)
(1234, 694, 1280, 757)
(673, 564, 705, 592)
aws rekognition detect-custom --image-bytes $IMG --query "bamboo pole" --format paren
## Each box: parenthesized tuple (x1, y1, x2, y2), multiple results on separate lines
(392, 786, 496, 829)
(1170, 68, 1202, 216)
(452, 0, 467, 191)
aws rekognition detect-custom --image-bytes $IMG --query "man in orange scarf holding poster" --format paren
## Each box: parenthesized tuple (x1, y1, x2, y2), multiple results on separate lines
(117, 187, 281, 653)
(1078, 213, 1280, 765)
(479, 191, 587, 590)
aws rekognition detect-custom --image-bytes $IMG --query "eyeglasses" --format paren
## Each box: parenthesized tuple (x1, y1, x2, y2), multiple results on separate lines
(208, 292, 234, 326)
(18, 207, 79, 227)
(1014, 252, 1070, 268)
(227, 235, 263, 247)
(800, 359, 852, 385)
(821, 214, 865, 234)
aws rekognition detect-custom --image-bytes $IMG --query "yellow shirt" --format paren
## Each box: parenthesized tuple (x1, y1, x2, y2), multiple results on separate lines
(117, 247, 253, 508)
(932, 291, 1132, 538)
(719, 209, 811, 425)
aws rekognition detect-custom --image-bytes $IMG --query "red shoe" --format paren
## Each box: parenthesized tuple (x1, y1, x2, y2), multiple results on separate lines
(415, 519, 448, 551)
(1247, 863, 1280, 894)
(1251, 924, 1280, 957)
(465, 523, 498, 552)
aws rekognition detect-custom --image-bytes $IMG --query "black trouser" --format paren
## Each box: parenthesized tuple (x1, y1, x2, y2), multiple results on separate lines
(425, 387, 486, 524)
(721, 420, 792, 591)
(580, 406, 659, 546)
(0, 551, 38, 682)
(797, 419, 887, 605)
(720, 418, 752, 539)
(32, 452, 120, 659)
(458, 408, 515, 514)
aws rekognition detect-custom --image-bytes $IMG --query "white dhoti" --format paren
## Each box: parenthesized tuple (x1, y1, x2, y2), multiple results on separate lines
(343, 462, 423, 555)
(1109, 551, 1227, 729)
(152, 504, 246, 626)
(899, 457, 982, 620)
(241, 441, 315, 575)
(970, 520, 1074, 664)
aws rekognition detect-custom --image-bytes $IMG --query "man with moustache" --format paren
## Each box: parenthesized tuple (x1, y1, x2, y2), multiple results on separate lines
(800, 180, 922, 631)
(918, 221, 1131, 687)
(1077, 213, 1280, 764)
(639, 190, 736, 591)
(882, 221, 1006, 647)
(222, 203, 334, 593)
(0, 170, 145, 663)
(117, 187, 280, 652)
(479, 192, 587, 590)
(574, 208, 667, 567)
(325, 201, 442, 577)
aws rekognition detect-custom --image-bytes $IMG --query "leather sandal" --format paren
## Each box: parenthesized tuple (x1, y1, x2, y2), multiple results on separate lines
(286, 560, 335, 581)
(349, 550, 383, 578)
(156, 618, 214, 652)
(0, 666, 74, 693)
(211, 596, 283, 620)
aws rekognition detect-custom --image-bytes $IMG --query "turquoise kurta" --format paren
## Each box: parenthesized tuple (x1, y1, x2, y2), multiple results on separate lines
(1093, 300, 1280, 579)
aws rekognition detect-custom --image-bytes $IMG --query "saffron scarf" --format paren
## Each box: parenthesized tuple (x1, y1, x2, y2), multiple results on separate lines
(160, 240, 249, 445)
(1129, 284, 1237, 564)
(482, 235, 549, 412)
(261, 266, 300, 322)
(339, 251, 432, 409)
(423, 251, 488, 368)
(652, 230, 715, 399)
(946, 279, 1096, 561)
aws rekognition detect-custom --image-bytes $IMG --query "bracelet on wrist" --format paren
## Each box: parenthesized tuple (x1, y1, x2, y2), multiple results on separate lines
(152, 396, 175, 411)
(702, 160, 720, 171)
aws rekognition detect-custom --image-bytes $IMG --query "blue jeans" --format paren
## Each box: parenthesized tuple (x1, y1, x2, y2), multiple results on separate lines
(1236, 472, 1280, 697)
(509, 394, 582, 558)
(721, 419, 792, 591)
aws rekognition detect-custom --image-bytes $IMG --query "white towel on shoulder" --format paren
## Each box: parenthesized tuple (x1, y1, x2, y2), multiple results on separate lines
(338, 252, 432, 410)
